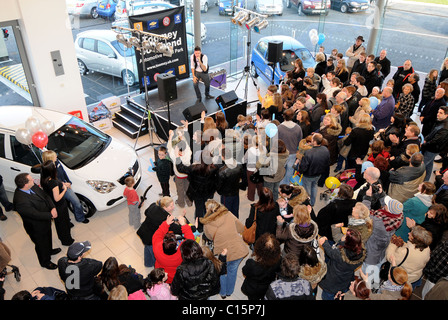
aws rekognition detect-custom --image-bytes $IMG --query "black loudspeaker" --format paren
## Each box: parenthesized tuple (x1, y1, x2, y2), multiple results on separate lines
(183, 102, 207, 122)
(215, 90, 238, 108)
(157, 73, 177, 102)
(267, 41, 283, 64)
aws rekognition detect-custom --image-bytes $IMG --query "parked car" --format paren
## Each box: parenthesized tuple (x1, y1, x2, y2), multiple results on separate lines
(284, 0, 330, 15)
(75, 29, 139, 86)
(330, 0, 369, 13)
(0, 106, 142, 217)
(97, 0, 119, 19)
(251, 35, 315, 85)
(115, 0, 162, 20)
(112, 2, 207, 42)
(218, 0, 244, 15)
(254, 0, 284, 15)
(66, 0, 99, 18)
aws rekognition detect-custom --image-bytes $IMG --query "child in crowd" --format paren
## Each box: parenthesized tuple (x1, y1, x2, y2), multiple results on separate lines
(277, 197, 293, 223)
(123, 176, 141, 229)
(330, 49, 338, 61)
(202, 246, 228, 299)
(145, 268, 177, 300)
(233, 114, 247, 133)
(153, 146, 172, 197)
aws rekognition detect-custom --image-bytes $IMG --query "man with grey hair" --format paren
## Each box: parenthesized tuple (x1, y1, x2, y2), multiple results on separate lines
(372, 86, 395, 131)
(374, 49, 391, 78)
(420, 88, 447, 137)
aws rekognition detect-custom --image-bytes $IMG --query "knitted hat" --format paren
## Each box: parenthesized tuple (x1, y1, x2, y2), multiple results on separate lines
(384, 196, 403, 215)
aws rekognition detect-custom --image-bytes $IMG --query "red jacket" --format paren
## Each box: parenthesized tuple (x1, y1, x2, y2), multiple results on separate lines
(152, 221, 194, 284)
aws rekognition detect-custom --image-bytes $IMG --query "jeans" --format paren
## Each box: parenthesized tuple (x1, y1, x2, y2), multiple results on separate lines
(220, 194, 240, 218)
(263, 181, 280, 201)
(280, 154, 296, 186)
(144, 245, 156, 267)
(64, 187, 85, 222)
(423, 150, 438, 182)
(302, 175, 320, 206)
(219, 258, 243, 297)
(193, 71, 211, 99)
(321, 289, 336, 300)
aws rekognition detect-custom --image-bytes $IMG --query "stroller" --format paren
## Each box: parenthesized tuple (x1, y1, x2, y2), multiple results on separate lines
(0, 239, 21, 282)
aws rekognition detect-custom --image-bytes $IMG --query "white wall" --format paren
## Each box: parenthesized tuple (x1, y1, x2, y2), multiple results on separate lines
(1, 0, 88, 119)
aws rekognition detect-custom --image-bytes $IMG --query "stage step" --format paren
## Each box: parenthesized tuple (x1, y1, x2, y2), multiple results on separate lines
(112, 102, 149, 139)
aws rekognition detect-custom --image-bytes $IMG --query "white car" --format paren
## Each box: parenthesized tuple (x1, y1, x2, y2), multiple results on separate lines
(75, 29, 139, 86)
(0, 106, 141, 217)
(112, 1, 207, 41)
(65, 0, 99, 19)
(255, 0, 284, 15)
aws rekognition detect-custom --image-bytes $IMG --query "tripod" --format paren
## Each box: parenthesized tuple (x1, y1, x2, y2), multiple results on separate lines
(235, 28, 258, 101)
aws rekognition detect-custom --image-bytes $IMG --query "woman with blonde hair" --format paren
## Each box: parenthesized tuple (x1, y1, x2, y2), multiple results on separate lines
(314, 52, 327, 76)
(276, 204, 319, 257)
(335, 59, 349, 84)
(350, 97, 371, 126)
(332, 202, 373, 244)
(439, 57, 448, 84)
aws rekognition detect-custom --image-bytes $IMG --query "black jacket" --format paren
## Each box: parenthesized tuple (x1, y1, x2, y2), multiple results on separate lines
(344, 125, 375, 159)
(216, 163, 242, 197)
(299, 145, 330, 177)
(314, 198, 357, 241)
(171, 257, 220, 300)
(422, 117, 448, 154)
(177, 162, 220, 200)
(241, 258, 281, 300)
(245, 203, 280, 241)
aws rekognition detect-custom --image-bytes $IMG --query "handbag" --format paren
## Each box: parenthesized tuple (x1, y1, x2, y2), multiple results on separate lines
(242, 208, 257, 245)
(249, 170, 263, 184)
(379, 248, 409, 282)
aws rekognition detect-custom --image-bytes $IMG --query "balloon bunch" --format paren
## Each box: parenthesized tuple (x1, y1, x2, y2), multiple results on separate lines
(309, 29, 326, 47)
(15, 116, 55, 149)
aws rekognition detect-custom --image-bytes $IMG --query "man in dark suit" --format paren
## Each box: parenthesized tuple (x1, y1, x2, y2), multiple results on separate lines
(12, 173, 60, 270)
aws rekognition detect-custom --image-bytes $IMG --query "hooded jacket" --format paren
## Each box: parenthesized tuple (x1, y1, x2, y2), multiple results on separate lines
(320, 123, 342, 165)
(395, 193, 432, 242)
(276, 220, 319, 256)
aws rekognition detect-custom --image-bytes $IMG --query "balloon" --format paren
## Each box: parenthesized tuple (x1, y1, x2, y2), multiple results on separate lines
(32, 130, 48, 149)
(309, 28, 318, 39)
(369, 96, 379, 110)
(310, 34, 319, 46)
(265, 123, 278, 138)
(41, 120, 55, 136)
(15, 128, 32, 145)
(325, 176, 341, 190)
(317, 33, 326, 45)
(25, 116, 42, 135)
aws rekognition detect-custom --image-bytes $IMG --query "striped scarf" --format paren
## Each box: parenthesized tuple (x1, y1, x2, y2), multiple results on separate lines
(371, 209, 403, 232)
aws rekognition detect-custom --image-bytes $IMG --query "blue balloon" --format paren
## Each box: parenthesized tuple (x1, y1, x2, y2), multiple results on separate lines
(317, 33, 326, 45)
(265, 123, 278, 138)
(369, 96, 379, 110)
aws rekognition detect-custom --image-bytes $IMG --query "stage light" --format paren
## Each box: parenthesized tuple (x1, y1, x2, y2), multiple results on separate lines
(237, 12, 250, 27)
(156, 42, 174, 57)
(231, 11, 245, 24)
(129, 36, 140, 47)
(116, 34, 132, 48)
(245, 17, 260, 30)
(254, 19, 268, 33)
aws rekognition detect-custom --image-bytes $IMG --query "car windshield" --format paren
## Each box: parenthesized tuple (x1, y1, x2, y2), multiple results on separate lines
(258, 0, 282, 4)
(111, 40, 135, 57)
(47, 116, 111, 170)
(279, 49, 313, 72)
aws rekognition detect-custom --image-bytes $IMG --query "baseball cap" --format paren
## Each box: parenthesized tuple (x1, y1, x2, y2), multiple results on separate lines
(384, 196, 403, 215)
(67, 241, 91, 260)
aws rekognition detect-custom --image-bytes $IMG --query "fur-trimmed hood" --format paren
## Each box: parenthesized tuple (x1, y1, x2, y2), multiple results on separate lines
(288, 220, 319, 243)
(288, 186, 310, 208)
(324, 123, 343, 136)
(199, 204, 228, 226)
(340, 243, 366, 265)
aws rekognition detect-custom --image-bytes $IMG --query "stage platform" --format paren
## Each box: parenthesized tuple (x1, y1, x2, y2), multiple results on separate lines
(125, 78, 247, 141)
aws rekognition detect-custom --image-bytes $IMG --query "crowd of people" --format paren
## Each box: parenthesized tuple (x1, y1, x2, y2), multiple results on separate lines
(1, 40, 448, 301)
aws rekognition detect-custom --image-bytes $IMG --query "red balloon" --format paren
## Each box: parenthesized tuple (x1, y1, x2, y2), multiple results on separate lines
(32, 130, 48, 149)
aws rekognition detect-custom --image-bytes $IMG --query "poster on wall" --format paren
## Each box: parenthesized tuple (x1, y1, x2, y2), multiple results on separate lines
(128, 6, 189, 93)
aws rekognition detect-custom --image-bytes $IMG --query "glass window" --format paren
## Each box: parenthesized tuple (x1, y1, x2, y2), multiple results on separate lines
(256, 41, 268, 57)
(10, 136, 41, 166)
(97, 41, 115, 57)
(81, 38, 95, 52)
(0, 133, 5, 158)
(47, 116, 111, 170)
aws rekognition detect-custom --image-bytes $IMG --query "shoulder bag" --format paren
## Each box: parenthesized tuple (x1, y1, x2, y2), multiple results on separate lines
(242, 208, 257, 245)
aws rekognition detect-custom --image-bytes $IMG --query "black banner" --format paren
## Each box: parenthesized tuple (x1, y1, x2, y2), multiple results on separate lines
(128, 6, 189, 93)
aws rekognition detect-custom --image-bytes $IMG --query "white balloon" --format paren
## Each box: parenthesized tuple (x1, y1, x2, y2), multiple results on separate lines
(41, 120, 55, 136)
(15, 128, 32, 145)
(310, 34, 319, 46)
(309, 29, 318, 39)
(25, 117, 42, 135)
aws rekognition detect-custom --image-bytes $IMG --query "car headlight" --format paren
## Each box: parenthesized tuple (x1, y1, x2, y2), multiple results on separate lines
(87, 180, 117, 193)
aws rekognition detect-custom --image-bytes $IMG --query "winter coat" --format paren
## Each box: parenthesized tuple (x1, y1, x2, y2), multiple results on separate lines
(388, 164, 426, 203)
(146, 283, 177, 300)
(264, 275, 315, 300)
(372, 95, 395, 131)
(298, 145, 330, 177)
(245, 203, 280, 241)
(152, 222, 195, 284)
(241, 258, 281, 300)
(395, 193, 432, 242)
(345, 44, 365, 69)
(386, 242, 430, 283)
(331, 216, 372, 244)
(319, 123, 342, 165)
(344, 123, 375, 159)
(276, 220, 319, 256)
(170, 257, 220, 300)
(176, 162, 220, 201)
(319, 241, 366, 295)
(200, 205, 248, 262)
(216, 162, 242, 197)
(314, 198, 357, 241)
(256, 150, 289, 183)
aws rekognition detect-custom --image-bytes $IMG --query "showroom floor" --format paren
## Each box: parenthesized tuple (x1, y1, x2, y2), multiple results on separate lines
(0, 70, 428, 301)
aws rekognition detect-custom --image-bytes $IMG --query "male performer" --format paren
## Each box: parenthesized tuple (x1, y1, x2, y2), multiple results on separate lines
(191, 46, 214, 103)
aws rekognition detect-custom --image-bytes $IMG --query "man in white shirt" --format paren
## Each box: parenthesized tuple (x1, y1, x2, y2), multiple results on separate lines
(191, 46, 214, 102)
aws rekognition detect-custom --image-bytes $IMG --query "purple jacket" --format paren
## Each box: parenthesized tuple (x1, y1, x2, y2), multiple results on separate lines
(372, 95, 395, 131)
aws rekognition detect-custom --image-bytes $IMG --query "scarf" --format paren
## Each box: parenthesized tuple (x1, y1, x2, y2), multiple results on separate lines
(380, 280, 403, 293)
(372, 209, 403, 232)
